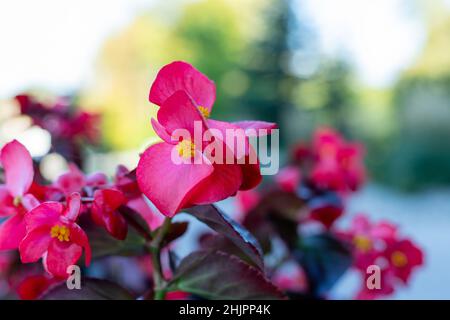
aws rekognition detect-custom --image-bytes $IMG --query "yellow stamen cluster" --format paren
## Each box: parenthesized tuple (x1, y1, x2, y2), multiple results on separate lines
(176, 140, 196, 159)
(198, 106, 210, 118)
(353, 235, 372, 252)
(391, 251, 408, 268)
(50, 225, 70, 242)
(13, 196, 21, 207)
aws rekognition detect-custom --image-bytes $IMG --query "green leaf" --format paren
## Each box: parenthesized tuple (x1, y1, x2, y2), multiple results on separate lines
(185, 205, 264, 270)
(169, 251, 285, 300)
(40, 278, 134, 300)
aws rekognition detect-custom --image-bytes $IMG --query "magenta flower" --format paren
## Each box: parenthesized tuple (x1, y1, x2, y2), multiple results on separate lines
(149, 61, 277, 190)
(310, 128, 365, 193)
(137, 91, 217, 216)
(339, 214, 398, 270)
(275, 166, 301, 193)
(0, 140, 39, 250)
(384, 238, 424, 284)
(19, 192, 91, 278)
(91, 189, 127, 240)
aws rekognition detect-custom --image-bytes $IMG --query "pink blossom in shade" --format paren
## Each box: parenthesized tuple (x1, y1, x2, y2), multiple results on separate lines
(16, 274, 59, 300)
(383, 238, 424, 284)
(54, 163, 108, 196)
(0, 140, 40, 250)
(310, 128, 366, 193)
(19, 193, 91, 278)
(91, 189, 127, 240)
(273, 265, 309, 293)
(275, 166, 301, 193)
(338, 214, 398, 271)
(148, 61, 277, 190)
(235, 190, 260, 217)
(354, 268, 396, 300)
(137, 91, 215, 217)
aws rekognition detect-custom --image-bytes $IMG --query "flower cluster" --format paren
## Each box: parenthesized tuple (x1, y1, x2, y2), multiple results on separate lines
(14, 94, 100, 166)
(339, 214, 423, 299)
(232, 128, 423, 299)
(0, 139, 163, 282)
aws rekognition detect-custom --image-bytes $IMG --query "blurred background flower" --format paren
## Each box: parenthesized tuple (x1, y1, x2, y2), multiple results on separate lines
(0, 0, 449, 299)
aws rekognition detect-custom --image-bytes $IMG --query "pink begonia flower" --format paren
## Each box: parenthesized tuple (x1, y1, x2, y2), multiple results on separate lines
(338, 214, 398, 270)
(310, 128, 365, 193)
(137, 91, 216, 216)
(91, 189, 127, 240)
(0, 140, 40, 250)
(19, 192, 91, 278)
(383, 238, 424, 284)
(275, 166, 301, 193)
(54, 163, 108, 196)
(148, 61, 277, 190)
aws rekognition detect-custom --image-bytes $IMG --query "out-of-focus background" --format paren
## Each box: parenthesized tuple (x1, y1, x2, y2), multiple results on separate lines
(0, 0, 449, 299)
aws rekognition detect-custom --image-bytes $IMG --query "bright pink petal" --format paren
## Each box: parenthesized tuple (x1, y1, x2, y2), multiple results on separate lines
(1, 140, 34, 197)
(157, 90, 207, 137)
(45, 240, 83, 278)
(92, 189, 127, 240)
(207, 119, 250, 160)
(21, 194, 40, 211)
(189, 162, 243, 205)
(136, 142, 213, 217)
(69, 223, 91, 266)
(64, 192, 81, 221)
(232, 121, 277, 136)
(0, 186, 17, 217)
(0, 213, 26, 250)
(149, 61, 216, 111)
(24, 202, 63, 231)
(151, 118, 173, 144)
(239, 149, 263, 191)
(19, 227, 52, 263)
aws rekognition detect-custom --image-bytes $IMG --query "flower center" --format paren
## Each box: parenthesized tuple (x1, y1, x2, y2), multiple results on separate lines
(391, 251, 408, 267)
(50, 225, 70, 242)
(176, 140, 196, 159)
(13, 196, 22, 207)
(353, 235, 372, 252)
(198, 106, 210, 118)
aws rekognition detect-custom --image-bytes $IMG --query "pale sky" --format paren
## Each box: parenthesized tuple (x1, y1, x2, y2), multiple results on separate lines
(0, 0, 434, 98)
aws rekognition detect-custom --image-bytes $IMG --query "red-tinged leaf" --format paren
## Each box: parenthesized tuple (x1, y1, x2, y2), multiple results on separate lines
(169, 251, 285, 300)
(159, 222, 189, 246)
(184, 205, 264, 270)
(119, 205, 152, 241)
(294, 233, 353, 297)
(85, 222, 146, 259)
(40, 278, 134, 300)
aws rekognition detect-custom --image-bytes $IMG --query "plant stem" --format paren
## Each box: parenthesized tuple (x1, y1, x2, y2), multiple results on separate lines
(150, 217, 172, 300)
